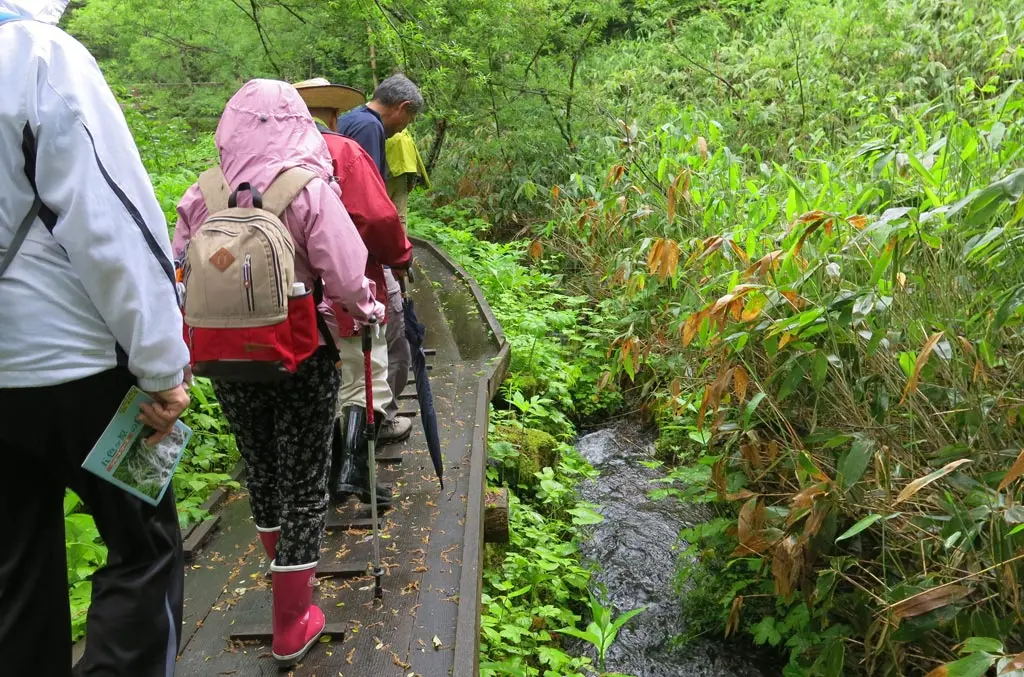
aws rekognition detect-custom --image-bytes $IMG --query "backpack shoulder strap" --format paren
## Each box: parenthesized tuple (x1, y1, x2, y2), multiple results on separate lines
(197, 167, 230, 215)
(263, 167, 318, 217)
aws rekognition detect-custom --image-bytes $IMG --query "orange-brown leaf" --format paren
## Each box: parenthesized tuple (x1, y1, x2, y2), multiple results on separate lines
(724, 596, 743, 638)
(733, 366, 750, 403)
(696, 384, 712, 430)
(847, 215, 868, 230)
(900, 331, 945, 404)
(712, 457, 727, 501)
(781, 290, 803, 309)
(736, 497, 766, 552)
(922, 667, 948, 677)
(667, 184, 677, 224)
(890, 584, 971, 620)
(660, 240, 680, 281)
(697, 136, 708, 161)
(682, 311, 703, 347)
(528, 239, 543, 260)
(998, 448, 1024, 492)
(728, 239, 750, 264)
(894, 458, 972, 505)
(551, 185, 560, 201)
(772, 536, 803, 596)
(797, 209, 829, 224)
(741, 293, 768, 322)
(1000, 651, 1024, 674)
(647, 239, 665, 275)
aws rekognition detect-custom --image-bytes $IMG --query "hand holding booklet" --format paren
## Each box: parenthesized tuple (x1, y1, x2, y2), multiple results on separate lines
(81, 386, 192, 506)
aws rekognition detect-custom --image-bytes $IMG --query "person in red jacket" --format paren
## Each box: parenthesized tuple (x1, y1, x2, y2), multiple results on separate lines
(295, 79, 413, 507)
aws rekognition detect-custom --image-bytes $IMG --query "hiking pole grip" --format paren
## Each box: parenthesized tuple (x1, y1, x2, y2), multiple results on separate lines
(362, 321, 374, 426)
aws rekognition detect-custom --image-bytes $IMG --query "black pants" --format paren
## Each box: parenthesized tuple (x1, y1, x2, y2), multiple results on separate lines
(0, 368, 183, 677)
(214, 349, 340, 566)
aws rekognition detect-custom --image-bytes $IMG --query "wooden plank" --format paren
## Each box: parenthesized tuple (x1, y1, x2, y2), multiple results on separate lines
(316, 561, 368, 578)
(229, 622, 347, 641)
(325, 514, 384, 530)
(452, 378, 490, 677)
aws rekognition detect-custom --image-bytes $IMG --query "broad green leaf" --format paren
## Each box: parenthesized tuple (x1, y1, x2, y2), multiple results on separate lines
(811, 351, 828, 390)
(960, 637, 1003, 654)
(934, 651, 998, 677)
(742, 392, 767, 430)
(777, 359, 808, 402)
(568, 506, 605, 526)
(838, 438, 875, 490)
(835, 514, 884, 542)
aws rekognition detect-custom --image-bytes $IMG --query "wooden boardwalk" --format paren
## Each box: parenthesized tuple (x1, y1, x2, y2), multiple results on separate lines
(174, 238, 509, 676)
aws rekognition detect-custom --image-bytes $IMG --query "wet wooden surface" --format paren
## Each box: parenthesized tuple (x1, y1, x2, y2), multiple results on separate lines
(175, 245, 503, 676)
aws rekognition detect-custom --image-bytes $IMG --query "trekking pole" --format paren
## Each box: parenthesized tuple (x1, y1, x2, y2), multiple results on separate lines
(363, 319, 385, 601)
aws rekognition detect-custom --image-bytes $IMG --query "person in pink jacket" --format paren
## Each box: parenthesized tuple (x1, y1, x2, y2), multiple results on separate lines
(173, 79, 384, 668)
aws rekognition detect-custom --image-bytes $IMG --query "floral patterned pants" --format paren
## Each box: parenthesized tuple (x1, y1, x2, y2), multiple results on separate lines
(214, 349, 340, 566)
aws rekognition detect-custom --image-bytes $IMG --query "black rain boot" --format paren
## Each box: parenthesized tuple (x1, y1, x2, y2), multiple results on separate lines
(333, 406, 393, 507)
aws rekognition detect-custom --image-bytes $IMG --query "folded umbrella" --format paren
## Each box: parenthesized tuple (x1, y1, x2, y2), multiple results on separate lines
(400, 275, 443, 489)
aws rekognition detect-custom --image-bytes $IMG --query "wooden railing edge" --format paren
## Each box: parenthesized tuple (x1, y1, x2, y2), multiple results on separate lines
(408, 236, 510, 676)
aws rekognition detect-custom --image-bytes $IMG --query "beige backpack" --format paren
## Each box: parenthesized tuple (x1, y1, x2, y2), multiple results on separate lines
(181, 167, 335, 380)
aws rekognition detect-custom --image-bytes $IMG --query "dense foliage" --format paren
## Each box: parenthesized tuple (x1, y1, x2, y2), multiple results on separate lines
(60, 0, 1024, 673)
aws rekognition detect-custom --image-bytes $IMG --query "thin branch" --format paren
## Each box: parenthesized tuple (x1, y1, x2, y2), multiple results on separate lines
(668, 41, 741, 99)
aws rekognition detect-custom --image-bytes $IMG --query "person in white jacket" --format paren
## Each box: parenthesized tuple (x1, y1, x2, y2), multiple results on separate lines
(0, 2, 191, 676)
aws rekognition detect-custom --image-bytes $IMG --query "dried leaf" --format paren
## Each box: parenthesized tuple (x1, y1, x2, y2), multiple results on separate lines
(894, 458, 973, 505)
(772, 536, 804, 596)
(891, 585, 971, 620)
(736, 497, 766, 554)
(900, 331, 945, 404)
(728, 239, 750, 264)
(998, 448, 1024, 492)
(848, 215, 868, 229)
(696, 384, 712, 430)
(551, 184, 560, 201)
(660, 239, 680, 281)
(712, 457, 727, 501)
(682, 310, 704, 347)
(741, 293, 768, 322)
(528, 239, 543, 260)
(1001, 652, 1024, 674)
(733, 366, 749, 403)
(647, 239, 665, 275)
(724, 596, 743, 637)
(697, 136, 708, 161)
(667, 184, 676, 223)
(781, 290, 803, 309)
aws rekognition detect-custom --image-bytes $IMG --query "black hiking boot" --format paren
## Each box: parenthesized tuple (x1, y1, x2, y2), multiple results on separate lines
(330, 406, 393, 507)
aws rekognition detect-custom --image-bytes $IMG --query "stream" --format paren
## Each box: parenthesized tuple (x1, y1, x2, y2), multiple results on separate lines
(574, 426, 768, 677)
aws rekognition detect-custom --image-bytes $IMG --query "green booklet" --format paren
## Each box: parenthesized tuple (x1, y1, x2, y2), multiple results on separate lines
(81, 386, 192, 506)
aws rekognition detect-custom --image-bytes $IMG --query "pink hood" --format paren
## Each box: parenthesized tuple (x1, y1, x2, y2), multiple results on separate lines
(215, 78, 333, 192)
(173, 79, 378, 337)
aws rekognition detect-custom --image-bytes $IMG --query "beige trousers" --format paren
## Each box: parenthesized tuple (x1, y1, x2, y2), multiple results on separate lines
(336, 330, 393, 415)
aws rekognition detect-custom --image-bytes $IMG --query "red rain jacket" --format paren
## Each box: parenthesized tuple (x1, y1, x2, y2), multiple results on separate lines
(321, 129, 412, 337)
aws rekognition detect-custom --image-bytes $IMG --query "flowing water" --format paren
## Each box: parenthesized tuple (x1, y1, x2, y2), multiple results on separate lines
(573, 426, 769, 677)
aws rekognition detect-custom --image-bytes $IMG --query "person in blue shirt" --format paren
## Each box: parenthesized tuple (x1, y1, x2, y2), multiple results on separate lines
(337, 74, 423, 182)
(336, 74, 424, 447)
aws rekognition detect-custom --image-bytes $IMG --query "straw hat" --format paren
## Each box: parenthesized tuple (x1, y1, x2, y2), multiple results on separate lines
(293, 78, 366, 114)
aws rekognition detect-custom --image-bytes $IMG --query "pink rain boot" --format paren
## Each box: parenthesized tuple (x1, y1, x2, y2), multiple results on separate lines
(270, 560, 325, 667)
(256, 525, 280, 561)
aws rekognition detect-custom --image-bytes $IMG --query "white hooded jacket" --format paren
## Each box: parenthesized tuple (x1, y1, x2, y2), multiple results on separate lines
(0, 1, 189, 391)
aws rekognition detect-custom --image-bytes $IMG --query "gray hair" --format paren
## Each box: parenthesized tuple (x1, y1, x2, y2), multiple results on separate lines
(372, 74, 424, 113)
